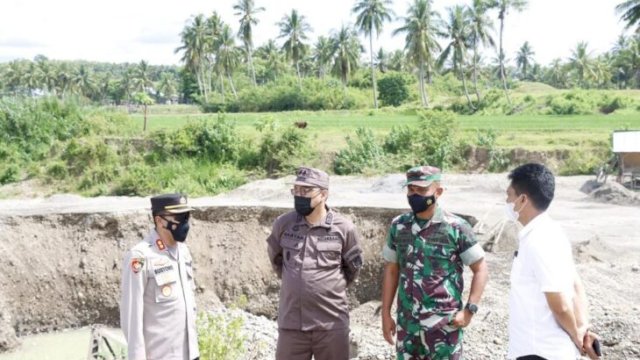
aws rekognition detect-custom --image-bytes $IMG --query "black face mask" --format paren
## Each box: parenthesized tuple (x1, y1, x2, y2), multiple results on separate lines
(161, 215, 190, 242)
(294, 196, 315, 216)
(407, 194, 436, 214)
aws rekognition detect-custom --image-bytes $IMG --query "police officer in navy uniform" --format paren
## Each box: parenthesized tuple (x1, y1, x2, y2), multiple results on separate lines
(120, 193, 199, 360)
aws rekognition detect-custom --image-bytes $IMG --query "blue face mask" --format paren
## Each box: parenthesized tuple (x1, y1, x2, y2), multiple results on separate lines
(161, 215, 190, 242)
(407, 194, 436, 214)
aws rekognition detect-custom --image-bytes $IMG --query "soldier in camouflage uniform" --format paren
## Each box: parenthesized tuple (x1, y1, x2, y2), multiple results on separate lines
(381, 166, 488, 360)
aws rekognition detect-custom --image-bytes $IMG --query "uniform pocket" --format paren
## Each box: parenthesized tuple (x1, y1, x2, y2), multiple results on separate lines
(281, 236, 303, 267)
(317, 241, 342, 268)
(153, 263, 179, 303)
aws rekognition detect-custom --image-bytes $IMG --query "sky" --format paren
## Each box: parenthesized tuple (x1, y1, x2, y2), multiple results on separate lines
(0, 0, 632, 67)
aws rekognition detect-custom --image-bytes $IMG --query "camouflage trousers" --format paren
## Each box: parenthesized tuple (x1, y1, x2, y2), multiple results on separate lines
(396, 323, 463, 360)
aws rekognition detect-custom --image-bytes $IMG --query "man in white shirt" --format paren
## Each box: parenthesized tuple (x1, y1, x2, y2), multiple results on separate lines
(505, 163, 599, 360)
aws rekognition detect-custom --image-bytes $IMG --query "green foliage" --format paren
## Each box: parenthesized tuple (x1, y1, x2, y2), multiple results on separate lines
(149, 116, 240, 163)
(414, 110, 459, 169)
(197, 311, 246, 360)
(334, 127, 385, 175)
(598, 94, 629, 114)
(383, 125, 415, 154)
(558, 147, 608, 175)
(475, 129, 511, 172)
(0, 97, 88, 161)
(377, 73, 409, 107)
(0, 164, 20, 184)
(239, 117, 310, 176)
(545, 91, 594, 115)
(334, 110, 462, 174)
(201, 77, 369, 113)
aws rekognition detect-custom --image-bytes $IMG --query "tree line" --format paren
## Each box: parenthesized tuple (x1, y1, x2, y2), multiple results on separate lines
(2, 0, 640, 110)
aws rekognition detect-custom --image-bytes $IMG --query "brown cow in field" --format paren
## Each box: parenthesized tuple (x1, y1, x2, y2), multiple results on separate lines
(294, 121, 308, 129)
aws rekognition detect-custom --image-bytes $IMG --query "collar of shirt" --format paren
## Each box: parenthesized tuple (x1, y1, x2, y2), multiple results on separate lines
(295, 207, 335, 229)
(518, 211, 550, 243)
(408, 206, 443, 235)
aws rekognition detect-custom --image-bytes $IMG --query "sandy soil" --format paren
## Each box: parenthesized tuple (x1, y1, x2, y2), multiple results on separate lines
(0, 173, 638, 359)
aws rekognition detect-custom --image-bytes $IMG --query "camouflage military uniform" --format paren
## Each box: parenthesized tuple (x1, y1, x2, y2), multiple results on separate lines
(383, 206, 485, 360)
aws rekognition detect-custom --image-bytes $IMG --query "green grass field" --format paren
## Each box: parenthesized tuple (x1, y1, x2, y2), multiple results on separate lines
(129, 109, 640, 151)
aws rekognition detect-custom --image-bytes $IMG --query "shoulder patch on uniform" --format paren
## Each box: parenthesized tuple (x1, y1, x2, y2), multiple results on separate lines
(155, 239, 166, 251)
(131, 258, 145, 273)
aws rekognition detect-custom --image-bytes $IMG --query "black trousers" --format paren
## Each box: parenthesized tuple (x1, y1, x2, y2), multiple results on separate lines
(517, 356, 547, 360)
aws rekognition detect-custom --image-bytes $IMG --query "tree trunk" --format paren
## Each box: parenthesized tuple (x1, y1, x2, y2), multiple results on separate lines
(295, 60, 302, 88)
(499, 15, 512, 106)
(419, 60, 429, 107)
(220, 75, 225, 103)
(228, 72, 238, 98)
(370, 35, 378, 109)
(473, 44, 481, 102)
(248, 45, 257, 86)
(460, 66, 475, 111)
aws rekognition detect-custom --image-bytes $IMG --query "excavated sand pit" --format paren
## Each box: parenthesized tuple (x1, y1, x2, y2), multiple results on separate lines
(0, 173, 639, 359)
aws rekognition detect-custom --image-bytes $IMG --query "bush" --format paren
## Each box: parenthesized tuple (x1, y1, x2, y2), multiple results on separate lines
(598, 95, 628, 114)
(334, 127, 385, 175)
(149, 116, 240, 163)
(0, 164, 20, 185)
(545, 91, 594, 115)
(383, 125, 415, 154)
(378, 73, 409, 107)
(475, 129, 511, 172)
(414, 110, 459, 169)
(197, 311, 246, 360)
(238, 117, 310, 176)
(201, 77, 368, 113)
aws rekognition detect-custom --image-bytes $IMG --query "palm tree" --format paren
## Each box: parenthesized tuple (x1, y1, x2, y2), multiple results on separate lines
(157, 72, 177, 102)
(389, 49, 407, 71)
(175, 14, 213, 100)
(515, 41, 535, 80)
(330, 25, 363, 88)
(234, 0, 265, 86)
(313, 36, 335, 79)
(438, 5, 475, 109)
(544, 58, 568, 88)
(256, 40, 288, 81)
(490, 0, 527, 105)
(569, 41, 594, 88)
(393, 0, 441, 107)
(134, 60, 153, 93)
(4, 60, 26, 95)
(215, 24, 241, 99)
(376, 48, 390, 72)
(617, 0, 640, 31)
(469, 0, 495, 101)
(277, 9, 312, 85)
(352, 0, 395, 109)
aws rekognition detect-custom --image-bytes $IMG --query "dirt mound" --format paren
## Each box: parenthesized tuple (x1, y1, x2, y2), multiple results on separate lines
(581, 180, 640, 206)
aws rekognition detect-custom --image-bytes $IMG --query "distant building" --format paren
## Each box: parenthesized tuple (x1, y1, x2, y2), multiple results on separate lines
(612, 130, 640, 189)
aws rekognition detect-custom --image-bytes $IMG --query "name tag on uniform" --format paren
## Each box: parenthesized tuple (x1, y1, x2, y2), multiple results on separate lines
(396, 231, 414, 244)
(153, 264, 178, 285)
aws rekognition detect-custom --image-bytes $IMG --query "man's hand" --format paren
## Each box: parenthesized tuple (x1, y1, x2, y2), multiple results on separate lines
(451, 309, 473, 328)
(572, 325, 587, 354)
(382, 312, 396, 345)
(583, 330, 601, 359)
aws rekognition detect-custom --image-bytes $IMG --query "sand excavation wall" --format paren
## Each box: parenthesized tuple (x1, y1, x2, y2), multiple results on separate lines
(0, 206, 428, 341)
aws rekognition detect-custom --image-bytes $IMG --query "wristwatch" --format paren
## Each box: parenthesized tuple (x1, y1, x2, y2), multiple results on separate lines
(465, 303, 478, 315)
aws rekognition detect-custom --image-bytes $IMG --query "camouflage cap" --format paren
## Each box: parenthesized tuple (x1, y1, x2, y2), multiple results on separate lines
(293, 166, 329, 189)
(404, 165, 442, 187)
(151, 193, 194, 214)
